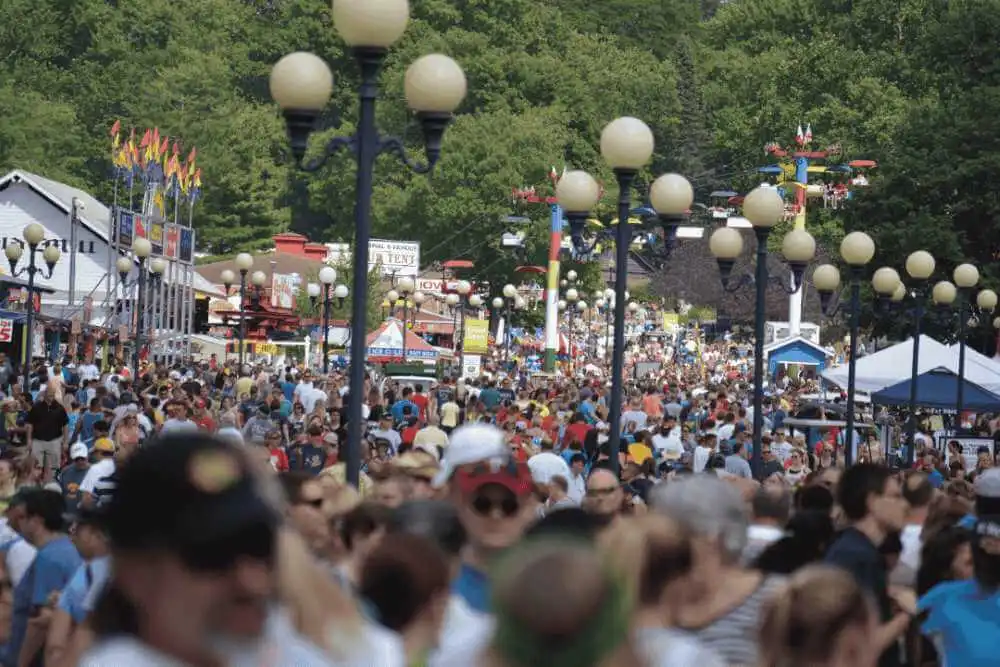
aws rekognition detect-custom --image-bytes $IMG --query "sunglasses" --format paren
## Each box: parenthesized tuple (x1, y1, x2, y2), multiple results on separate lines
(586, 486, 619, 498)
(180, 519, 276, 572)
(471, 494, 520, 517)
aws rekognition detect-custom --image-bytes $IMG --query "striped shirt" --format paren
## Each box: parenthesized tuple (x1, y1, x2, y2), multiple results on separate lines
(79, 459, 117, 506)
(682, 575, 786, 666)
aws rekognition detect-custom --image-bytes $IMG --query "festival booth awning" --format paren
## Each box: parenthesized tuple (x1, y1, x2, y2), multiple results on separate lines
(365, 320, 439, 362)
(821, 335, 1000, 394)
(871, 367, 1000, 411)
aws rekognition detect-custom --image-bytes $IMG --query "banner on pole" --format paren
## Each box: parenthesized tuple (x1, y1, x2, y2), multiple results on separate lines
(150, 221, 164, 256)
(164, 224, 180, 259)
(178, 228, 195, 264)
(463, 319, 490, 354)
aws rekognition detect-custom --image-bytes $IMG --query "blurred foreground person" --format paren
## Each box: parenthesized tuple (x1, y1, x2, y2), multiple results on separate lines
(601, 515, 725, 667)
(77, 433, 336, 666)
(759, 565, 881, 667)
(478, 538, 644, 667)
(918, 469, 1000, 666)
(649, 475, 784, 665)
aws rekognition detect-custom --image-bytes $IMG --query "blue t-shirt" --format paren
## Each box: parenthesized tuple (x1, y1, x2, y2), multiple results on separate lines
(390, 400, 418, 424)
(281, 381, 296, 403)
(920, 579, 1000, 666)
(7, 537, 81, 664)
(78, 412, 103, 446)
(452, 563, 490, 613)
(58, 561, 94, 623)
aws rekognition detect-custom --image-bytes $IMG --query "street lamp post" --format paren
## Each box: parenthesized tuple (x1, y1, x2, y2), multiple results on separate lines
(397, 276, 414, 362)
(709, 188, 815, 478)
(318, 266, 337, 373)
(270, 0, 467, 487)
(126, 237, 152, 373)
(413, 290, 426, 330)
(812, 231, 877, 465)
(234, 253, 254, 370)
(5, 223, 60, 391)
(554, 119, 694, 475)
(903, 250, 936, 465)
(456, 280, 472, 359)
(502, 283, 517, 361)
(952, 264, 984, 424)
(148, 258, 167, 361)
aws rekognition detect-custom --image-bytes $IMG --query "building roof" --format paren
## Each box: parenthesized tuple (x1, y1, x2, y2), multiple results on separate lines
(197, 251, 330, 284)
(0, 170, 224, 297)
(0, 170, 112, 241)
(763, 335, 832, 358)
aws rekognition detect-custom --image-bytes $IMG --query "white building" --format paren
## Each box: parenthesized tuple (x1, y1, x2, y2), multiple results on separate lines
(0, 170, 222, 360)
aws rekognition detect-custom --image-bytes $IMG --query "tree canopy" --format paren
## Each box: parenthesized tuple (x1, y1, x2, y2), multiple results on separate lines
(0, 0, 995, 340)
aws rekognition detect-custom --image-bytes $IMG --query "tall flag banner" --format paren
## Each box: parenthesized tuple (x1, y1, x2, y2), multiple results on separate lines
(804, 124, 813, 144)
(107, 121, 205, 204)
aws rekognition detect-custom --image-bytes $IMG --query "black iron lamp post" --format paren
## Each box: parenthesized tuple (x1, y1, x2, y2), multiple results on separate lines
(709, 188, 816, 478)
(308, 265, 338, 373)
(5, 223, 61, 391)
(223, 252, 254, 370)
(811, 231, 877, 466)
(952, 265, 996, 426)
(117, 237, 152, 374)
(554, 118, 694, 477)
(412, 290, 426, 330)
(146, 257, 167, 362)
(269, 0, 467, 488)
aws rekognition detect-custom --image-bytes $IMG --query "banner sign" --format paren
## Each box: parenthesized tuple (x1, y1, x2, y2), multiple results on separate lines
(369, 239, 419, 277)
(150, 221, 164, 256)
(0, 318, 14, 343)
(134, 214, 147, 240)
(164, 224, 180, 259)
(463, 318, 490, 354)
(937, 435, 996, 472)
(117, 210, 134, 248)
(179, 227, 195, 264)
(271, 273, 296, 309)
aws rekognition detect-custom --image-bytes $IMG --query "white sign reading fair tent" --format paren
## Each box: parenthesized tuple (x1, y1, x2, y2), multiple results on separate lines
(369, 239, 419, 277)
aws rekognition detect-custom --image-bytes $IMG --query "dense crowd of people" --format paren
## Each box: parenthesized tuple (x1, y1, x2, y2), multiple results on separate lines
(0, 352, 992, 666)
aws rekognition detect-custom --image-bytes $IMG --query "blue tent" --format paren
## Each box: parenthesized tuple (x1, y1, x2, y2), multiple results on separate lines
(871, 367, 1000, 411)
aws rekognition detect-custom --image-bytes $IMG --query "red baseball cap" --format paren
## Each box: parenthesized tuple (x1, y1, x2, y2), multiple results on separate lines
(453, 459, 533, 497)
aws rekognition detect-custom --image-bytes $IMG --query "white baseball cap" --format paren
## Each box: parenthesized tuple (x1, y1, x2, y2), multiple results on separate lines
(70, 442, 89, 460)
(431, 423, 509, 489)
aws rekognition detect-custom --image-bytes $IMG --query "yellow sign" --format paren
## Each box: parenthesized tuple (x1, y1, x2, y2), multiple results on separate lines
(662, 313, 679, 329)
(463, 319, 490, 354)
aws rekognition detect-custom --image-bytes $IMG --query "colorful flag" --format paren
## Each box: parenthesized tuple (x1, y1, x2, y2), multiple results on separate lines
(110, 120, 121, 151)
(804, 123, 813, 144)
(795, 125, 805, 145)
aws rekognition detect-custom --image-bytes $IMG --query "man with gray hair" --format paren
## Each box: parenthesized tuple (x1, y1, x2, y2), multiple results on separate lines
(648, 475, 784, 666)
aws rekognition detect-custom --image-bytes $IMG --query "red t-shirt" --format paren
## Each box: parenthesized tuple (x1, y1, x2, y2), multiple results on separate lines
(196, 415, 216, 432)
(269, 447, 289, 472)
(402, 424, 420, 445)
(564, 423, 592, 448)
(411, 394, 429, 421)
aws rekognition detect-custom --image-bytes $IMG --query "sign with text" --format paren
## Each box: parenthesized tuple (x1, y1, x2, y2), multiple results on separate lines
(937, 435, 996, 471)
(271, 273, 296, 309)
(150, 221, 164, 256)
(179, 227, 195, 264)
(463, 318, 490, 355)
(0, 318, 14, 343)
(369, 239, 419, 277)
(164, 224, 180, 259)
(117, 210, 134, 248)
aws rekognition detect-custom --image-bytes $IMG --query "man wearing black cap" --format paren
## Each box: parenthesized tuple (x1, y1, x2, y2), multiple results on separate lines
(78, 433, 332, 666)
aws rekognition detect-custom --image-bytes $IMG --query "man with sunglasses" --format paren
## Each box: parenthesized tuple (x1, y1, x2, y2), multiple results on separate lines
(433, 424, 536, 614)
(79, 434, 332, 666)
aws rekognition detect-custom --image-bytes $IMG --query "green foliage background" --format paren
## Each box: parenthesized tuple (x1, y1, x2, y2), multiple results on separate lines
(1, 0, 997, 341)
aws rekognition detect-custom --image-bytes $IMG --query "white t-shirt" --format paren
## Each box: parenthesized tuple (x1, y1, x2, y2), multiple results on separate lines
(81, 458, 117, 506)
(0, 521, 36, 587)
(693, 446, 713, 473)
(81, 608, 336, 667)
(430, 596, 494, 667)
(161, 418, 199, 435)
(717, 423, 736, 442)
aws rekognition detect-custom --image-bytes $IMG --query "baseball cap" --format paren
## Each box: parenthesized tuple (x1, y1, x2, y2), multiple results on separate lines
(70, 442, 89, 460)
(431, 423, 510, 489)
(94, 437, 115, 453)
(975, 468, 1000, 516)
(105, 433, 279, 555)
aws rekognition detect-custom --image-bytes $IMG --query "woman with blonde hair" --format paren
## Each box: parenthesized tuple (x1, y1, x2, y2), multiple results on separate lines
(600, 515, 725, 667)
(758, 565, 880, 667)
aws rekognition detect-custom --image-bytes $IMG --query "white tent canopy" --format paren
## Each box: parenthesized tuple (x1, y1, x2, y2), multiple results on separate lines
(821, 335, 1000, 395)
